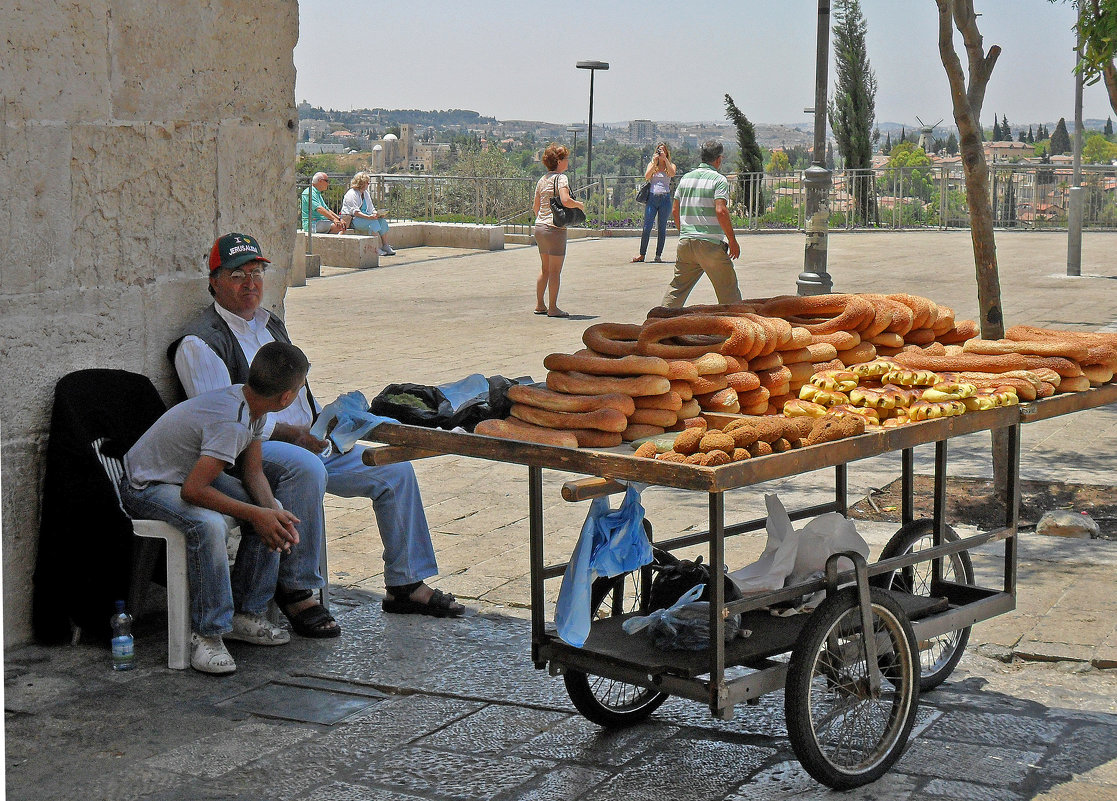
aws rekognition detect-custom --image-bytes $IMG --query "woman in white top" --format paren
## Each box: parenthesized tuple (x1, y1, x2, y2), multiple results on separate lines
(531, 143, 585, 318)
(632, 142, 676, 263)
(341, 172, 395, 256)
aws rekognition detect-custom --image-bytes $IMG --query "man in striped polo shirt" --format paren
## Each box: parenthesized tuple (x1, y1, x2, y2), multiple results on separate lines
(662, 140, 742, 308)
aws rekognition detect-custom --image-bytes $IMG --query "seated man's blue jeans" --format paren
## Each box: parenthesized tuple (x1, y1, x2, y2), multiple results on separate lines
(639, 193, 671, 258)
(118, 468, 325, 637)
(352, 216, 389, 236)
(260, 440, 437, 588)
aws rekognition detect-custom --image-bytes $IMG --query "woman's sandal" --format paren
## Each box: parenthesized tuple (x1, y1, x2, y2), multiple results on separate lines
(631, 255, 645, 263)
(275, 587, 341, 638)
(383, 583, 465, 618)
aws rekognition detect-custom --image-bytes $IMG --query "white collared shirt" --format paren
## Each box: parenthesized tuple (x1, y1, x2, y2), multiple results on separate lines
(174, 302, 318, 438)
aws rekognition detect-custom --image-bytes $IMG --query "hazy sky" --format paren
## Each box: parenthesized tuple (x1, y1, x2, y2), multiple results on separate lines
(295, 0, 1114, 128)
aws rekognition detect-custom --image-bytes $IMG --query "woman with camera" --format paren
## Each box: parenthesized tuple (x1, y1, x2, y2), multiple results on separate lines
(632, 142, 676, 263)
(531, 143, 585, 318)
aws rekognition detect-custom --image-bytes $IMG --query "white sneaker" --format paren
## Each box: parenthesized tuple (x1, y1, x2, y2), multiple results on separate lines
(225, 612, 291, 646)
(190, 633, 236, 675)
(379, 245, 395, 256)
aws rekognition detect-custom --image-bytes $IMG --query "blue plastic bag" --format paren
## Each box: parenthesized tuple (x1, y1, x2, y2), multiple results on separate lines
(308, 391, 397, 454)
(622, 584, 745, 650)
(554, 485, 654, 647)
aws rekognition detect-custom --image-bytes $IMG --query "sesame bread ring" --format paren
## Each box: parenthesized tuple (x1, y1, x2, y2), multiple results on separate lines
(962, 338, 1090, 362)
(736, 386, 770, 407)
(778, 347, 813, 364)
(510, 403, 629, 433)
(543, 352, 671, 377)
(938, 320, 979, 345)
(887, 293, 937, 330)
(637, 315, 759, 359)
(810, 331, 861, 351)
(757, 365, 793, 390)
(893, 351, 1084, 378)
(722, 355, 745, 373)
(670, 379, 694, 400)
(810, 369, 859, 392)
(1083, 364, 1115, 384)
(628, 407, 679, 428)
(507, 384, 637, 416)
(474, 418, 579, 448)
(813, 358, 846, 373)
(748, 352, 783, 372)
(695, 388, 740, 413)
(547, 370, 671, 397)
(861, 294, 915, 336)
(689, 373, 728, 395)
(678, 398, 702, 419)
(904, 327, 937, 346)
(690, 352, 730, 375)
(582, 323, 642, 357)
(643, 300, 763, 319)
(726, 371, 761, 392)
(1059, 375, 1092, 392)
(858, 303, 894, 340)
(805, 343, 840, 364)
(666, 360, 700, 382)
(787, 361, 814, 384)
(743, 313, 792, 355)
(867, 332, 904, 349)
(758, 294, 876, 335)
(838, 341, 878, 366)
(622, 423, 666, 442)
(786, 326, 813, 349)
(931, 306, 957, 336)
(634, 391, 684, 411)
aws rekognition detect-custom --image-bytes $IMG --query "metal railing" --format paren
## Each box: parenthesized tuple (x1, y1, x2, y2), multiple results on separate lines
(297, 164, 1117, 234)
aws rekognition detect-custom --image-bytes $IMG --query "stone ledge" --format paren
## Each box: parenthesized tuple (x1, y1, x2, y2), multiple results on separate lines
(295, 222, 504, 271)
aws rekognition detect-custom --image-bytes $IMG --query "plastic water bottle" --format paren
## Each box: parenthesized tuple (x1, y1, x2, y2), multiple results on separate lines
(110, 600, 135, 671)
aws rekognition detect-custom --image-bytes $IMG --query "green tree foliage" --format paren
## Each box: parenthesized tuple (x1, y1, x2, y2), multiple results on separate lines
(767, 150, 791, 173)
(1083, 131, 1117, 162)
(946, 132, 959, 154)
(1053, 0, 1117, 116)
(1002, 115, 1011, 140)
(1050, 117, 1072, 154)
(827, 0, 879, 227)
(1105, 117, 1114, 137)
(992, 117, 1003, 141)
(884, 131, 892, 153)
(724, 93, 764, 213)
(880, 141, 934, 202)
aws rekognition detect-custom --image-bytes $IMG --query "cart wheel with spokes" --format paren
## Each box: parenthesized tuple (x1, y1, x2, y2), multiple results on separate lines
(785, 587, 920, 790)
(872, 518, 974, 691)
(563, 535, 670, 727)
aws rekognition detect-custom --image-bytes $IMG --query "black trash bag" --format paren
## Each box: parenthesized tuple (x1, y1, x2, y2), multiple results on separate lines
(368, 376, 519, 432)
(648, 548, 744, 611)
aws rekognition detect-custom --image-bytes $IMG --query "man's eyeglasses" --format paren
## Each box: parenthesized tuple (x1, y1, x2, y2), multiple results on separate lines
(227, 266, 267, 281)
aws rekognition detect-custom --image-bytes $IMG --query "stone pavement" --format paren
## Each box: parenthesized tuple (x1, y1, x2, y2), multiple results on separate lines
(6, 231, 1117, 800)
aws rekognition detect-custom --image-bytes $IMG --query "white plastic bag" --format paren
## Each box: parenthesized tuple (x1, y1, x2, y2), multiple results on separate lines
(729, 494, 868, 597)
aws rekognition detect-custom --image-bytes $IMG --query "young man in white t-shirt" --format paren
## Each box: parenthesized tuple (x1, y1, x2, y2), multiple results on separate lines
(121, 341, 319, 674)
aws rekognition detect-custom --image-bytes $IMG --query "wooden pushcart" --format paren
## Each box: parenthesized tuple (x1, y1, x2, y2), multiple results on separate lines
(361, 384, 1117, 789)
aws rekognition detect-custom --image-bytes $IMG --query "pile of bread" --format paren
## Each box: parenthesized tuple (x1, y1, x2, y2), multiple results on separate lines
(474, 293, 1117, 453)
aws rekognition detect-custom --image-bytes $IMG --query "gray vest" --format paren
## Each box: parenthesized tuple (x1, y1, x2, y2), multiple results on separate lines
(168, 304, 318, 415)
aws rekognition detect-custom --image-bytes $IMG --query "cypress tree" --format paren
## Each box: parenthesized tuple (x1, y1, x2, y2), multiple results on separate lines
(884, 131, 892, 153)
(1105, 117, 1114, 137)
(724, 93, 764, 214)
(992, 117, 1002, 141)
(1027, 125, 1034, 144)
(1002, 115, 1011, 141)
(1050, 118, 1072, 155)
(946, 132, 959, 154)
(827, 0, 877, 222)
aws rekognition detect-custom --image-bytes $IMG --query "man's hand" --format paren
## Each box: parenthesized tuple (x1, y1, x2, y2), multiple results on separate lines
(250, 507, 301, 553)
(728, 238, 741, 260)
(273, 423, 330, 454)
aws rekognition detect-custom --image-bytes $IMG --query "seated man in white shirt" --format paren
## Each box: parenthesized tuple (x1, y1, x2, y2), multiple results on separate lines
(171, 232, 464, 619)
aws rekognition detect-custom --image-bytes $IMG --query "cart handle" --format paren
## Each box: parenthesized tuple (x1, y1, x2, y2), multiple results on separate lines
(561, 477, 626, 502)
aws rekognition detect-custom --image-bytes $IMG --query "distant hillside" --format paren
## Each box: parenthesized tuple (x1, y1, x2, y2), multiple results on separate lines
(296, 103, 497, 128)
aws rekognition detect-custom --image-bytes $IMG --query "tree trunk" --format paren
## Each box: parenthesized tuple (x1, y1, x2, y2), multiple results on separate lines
(935, 0, 1011, 494)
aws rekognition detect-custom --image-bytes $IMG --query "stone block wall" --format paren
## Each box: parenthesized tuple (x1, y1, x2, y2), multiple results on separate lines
(0, 1, 300, 646)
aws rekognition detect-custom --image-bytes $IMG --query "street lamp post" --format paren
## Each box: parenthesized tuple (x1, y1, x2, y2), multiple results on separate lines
(566, 125, 585, 187)
(576, 61, 609, 202)
(796, 0, 834, 296)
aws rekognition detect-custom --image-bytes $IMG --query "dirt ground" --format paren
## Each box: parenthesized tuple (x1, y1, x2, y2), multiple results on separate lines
(847, 475, 1117, 538)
